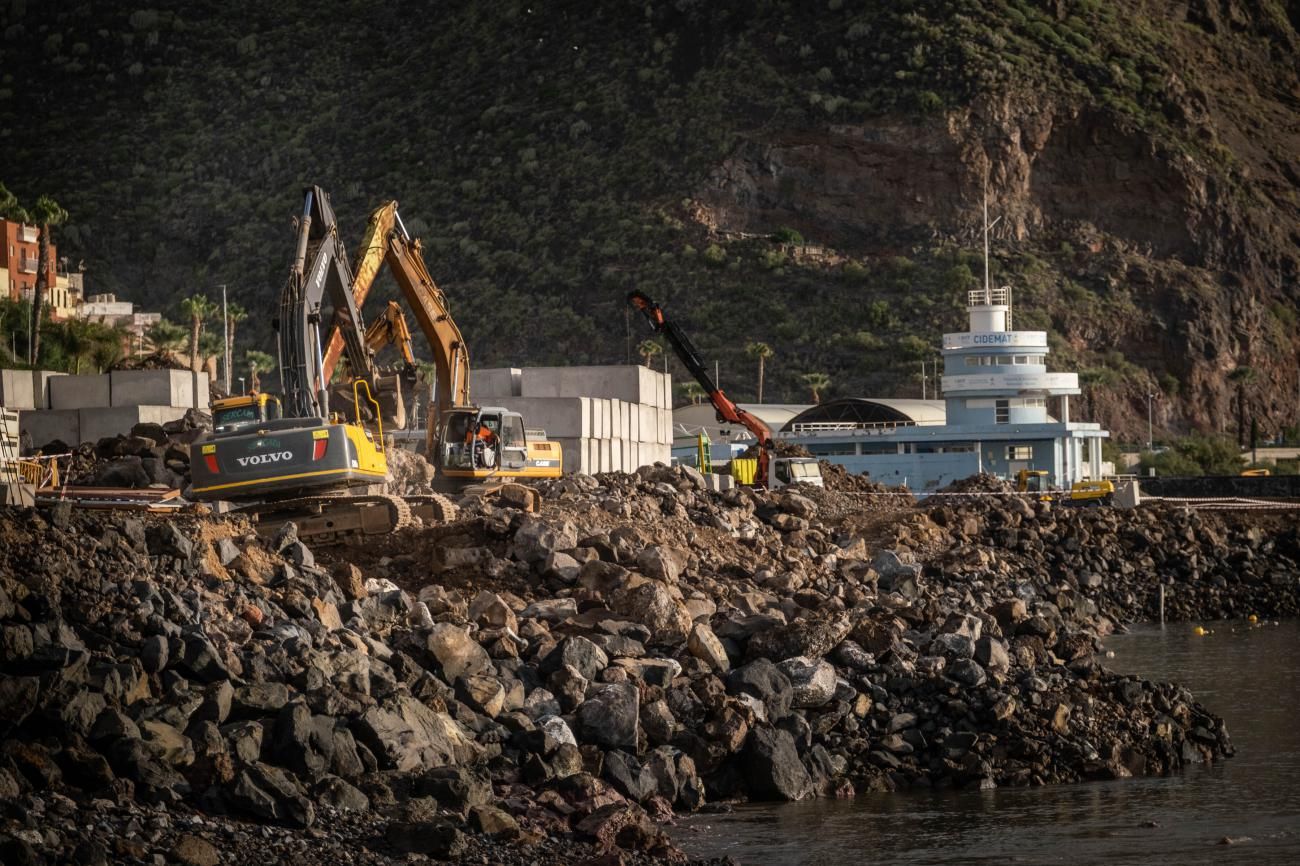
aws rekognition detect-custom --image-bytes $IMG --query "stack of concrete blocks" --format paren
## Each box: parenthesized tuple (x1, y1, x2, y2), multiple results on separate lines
(469, 365, 673, 475)
(10, 369, 210, 448)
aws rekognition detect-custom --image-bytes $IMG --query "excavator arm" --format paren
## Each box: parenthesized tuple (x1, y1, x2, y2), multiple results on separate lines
(323, 200, 472, 433)
(627, 290, 773, 485)
(278, 186, 374, 420)
(364, 301, 417, 367)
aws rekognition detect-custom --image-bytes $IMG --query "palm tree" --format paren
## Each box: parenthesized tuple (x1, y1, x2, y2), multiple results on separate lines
(47, 318, 96, 374)
(638, 339, 662, 369)
(681, 381, 707, 405)
(199, 330, 223, 383)
(225, 302, 248, 387)
(801, 372, 831, 404)
(1228, 365, 1258, 448)
(146, 318, 188, 356)
(179, 294, 217, 373)
(245, 350, 275, 393)
(746, 341, 774, 403)
(25, 196, 69, 366)
(88, 325, 126, 372)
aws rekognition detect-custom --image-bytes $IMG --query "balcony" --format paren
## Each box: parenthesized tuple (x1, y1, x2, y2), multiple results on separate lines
(19, 226, 37, 243)
(18, 256, 39, 274)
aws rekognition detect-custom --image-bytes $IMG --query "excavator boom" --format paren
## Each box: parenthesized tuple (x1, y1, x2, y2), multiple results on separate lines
(627, 290, 773, 485)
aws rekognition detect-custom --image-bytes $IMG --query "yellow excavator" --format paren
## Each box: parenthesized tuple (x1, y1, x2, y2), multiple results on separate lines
(321, 199, 562, 489)
(190, 187, 458, 540)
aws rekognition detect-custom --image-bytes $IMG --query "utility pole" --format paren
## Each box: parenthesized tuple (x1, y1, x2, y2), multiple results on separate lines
(920, 361, 928, 400)
(221, 284, 230, 394)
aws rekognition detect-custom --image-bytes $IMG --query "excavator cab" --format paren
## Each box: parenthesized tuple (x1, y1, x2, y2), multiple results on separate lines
(212, 393, 284, 434)
(437, 407, 528, 476)
(1015, 469, 1052, 501)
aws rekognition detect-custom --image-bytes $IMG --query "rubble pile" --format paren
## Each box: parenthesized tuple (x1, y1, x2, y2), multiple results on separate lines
(35, 417, 207, 491)
(1, 465, 1295, 864)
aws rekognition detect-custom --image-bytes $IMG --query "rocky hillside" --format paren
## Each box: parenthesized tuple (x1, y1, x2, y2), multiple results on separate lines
(1, 0, 1297, 439)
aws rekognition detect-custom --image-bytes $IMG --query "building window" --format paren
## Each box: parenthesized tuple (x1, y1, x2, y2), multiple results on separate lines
(996, 355, 1013, 365)
(1006, 445, 1032, 460)
(1023, 397, 1046, 408)
(965, 356, 980, 367)
(995, 399, 1009, 423)
(1014, 355, 1028, 364)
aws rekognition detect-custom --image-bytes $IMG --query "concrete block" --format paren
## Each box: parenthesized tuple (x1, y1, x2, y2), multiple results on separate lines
(78, 406, 188, 444)
(660, 372, 672, 411)
(49, 374, 111, 410)
(627, 403, 639, 443)
(0, 369, 35, 409)
(18, 409, 80, 449)
(32, 371, 66, 409)
(470, 367, 521, 398)
(637, 405, 656, 444)
(486, 397, 591, 439)
(193, 371, 211, 409)
(661, 408, 673, 445)
(110, 369, 195, 409)
(520, 365, 666, 405)
(608, 401, 622, 440)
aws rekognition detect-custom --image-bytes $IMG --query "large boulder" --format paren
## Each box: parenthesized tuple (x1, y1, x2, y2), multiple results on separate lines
(426, 624, 492, 682)
(687, 623, 731, 673)
(744, 726, 811, 801)
(746, 614, 852, 662)
(612, 580, 692, 645)
(726, 659, 793, 722)
(351, 695, 479, 771)
(511, 517, 578, 562)
(576, 682, 640, 748)
(776, 657, 836, 708)
(636, 545, 690, 584)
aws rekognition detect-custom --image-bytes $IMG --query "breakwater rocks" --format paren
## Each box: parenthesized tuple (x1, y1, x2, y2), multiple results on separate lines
(1, 465, 1294, 864)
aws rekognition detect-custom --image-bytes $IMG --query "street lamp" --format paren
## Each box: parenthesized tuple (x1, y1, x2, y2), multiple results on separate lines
(1146, 392, 1155, 451)
(238, 376, 246, 395)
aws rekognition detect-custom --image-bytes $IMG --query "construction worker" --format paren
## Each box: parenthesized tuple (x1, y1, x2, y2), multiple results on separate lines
(466, 419, 498, 468)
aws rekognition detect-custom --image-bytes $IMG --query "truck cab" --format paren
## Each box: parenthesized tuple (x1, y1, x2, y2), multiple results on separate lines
(771, 457, 825, 489)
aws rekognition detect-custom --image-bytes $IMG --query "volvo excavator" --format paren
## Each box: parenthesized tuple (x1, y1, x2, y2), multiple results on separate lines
(322, 198, 562, 489)
(188, 186, 458, 540)
(628, 290, 822, 490)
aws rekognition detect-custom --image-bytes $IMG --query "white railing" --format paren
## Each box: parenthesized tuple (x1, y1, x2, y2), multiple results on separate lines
(786, 419, 945, 435)
(18, 256, 39, 273)
(967, 286, 1009, 306)
(19, 226, 37, 243)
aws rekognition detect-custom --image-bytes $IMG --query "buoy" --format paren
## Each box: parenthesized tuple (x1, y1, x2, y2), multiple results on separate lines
(1193, 626, 1207, 636)
(1248, 614, 1258, 624)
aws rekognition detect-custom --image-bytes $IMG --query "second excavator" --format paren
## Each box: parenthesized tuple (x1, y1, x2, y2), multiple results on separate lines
(323, 198, 562, 489)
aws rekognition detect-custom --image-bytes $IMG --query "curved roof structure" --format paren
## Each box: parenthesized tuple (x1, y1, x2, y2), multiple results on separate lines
(781, 398, 947, 431)
(671, 403, 811, 442)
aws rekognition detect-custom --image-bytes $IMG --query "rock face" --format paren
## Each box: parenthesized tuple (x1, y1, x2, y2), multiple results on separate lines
(0, 466, 1285, 863)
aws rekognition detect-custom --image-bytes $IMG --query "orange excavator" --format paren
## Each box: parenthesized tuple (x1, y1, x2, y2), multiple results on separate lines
(321, 199, 562, 488)
(628, 290, 821, 490)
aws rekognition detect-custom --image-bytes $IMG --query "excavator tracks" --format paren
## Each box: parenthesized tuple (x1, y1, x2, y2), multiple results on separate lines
(404, 493, 460, 525)
(238, 491, 452, 545)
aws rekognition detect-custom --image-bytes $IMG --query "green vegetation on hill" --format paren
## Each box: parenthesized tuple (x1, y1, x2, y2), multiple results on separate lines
(1, 1, 1296, 437)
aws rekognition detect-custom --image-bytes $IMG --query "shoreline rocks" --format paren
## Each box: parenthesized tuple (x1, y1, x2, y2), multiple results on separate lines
(1, 463, 1295, 864)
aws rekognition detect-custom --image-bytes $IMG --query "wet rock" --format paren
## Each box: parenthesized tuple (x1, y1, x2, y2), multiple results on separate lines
(744, 726, 812, 801)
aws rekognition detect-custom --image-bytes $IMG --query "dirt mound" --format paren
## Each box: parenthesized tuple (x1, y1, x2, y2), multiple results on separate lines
(936, 472, 1015, 494)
